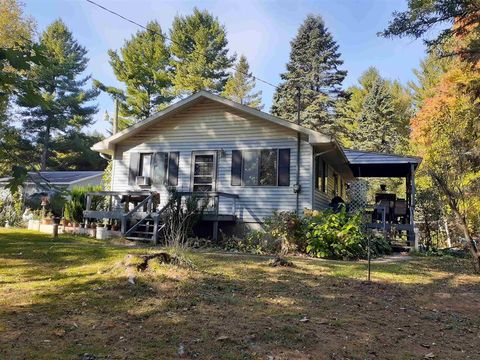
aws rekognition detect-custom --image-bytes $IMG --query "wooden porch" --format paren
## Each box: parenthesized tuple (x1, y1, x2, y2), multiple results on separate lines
(83, 190, 239, 243)
(343, 149, 422, 247)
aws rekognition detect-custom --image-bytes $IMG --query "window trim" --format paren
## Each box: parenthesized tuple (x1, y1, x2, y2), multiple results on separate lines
(138, 151, 177, 187)
(235, 148, 289, 187)
(241, 148, 279, 187)
(190, 150, 218, 192)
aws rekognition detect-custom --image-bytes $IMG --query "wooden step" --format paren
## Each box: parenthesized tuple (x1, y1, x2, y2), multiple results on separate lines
(125, 236, 153, 241)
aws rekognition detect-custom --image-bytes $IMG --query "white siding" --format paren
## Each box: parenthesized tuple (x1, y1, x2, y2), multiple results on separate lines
(111, 99, 313, 223)
(313, 162, 347, 210)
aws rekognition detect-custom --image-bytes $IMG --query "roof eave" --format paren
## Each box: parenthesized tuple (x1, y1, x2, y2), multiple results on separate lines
(91, 91, 332, 153)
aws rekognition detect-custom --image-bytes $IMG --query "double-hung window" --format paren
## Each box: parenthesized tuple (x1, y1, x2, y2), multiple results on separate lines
(231, 148, 290, 187)
(129, 152, 179, 186)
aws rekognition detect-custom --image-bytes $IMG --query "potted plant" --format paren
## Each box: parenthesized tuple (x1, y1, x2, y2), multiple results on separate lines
(112, 221, 120, 231)
(41, 212, 53, 225)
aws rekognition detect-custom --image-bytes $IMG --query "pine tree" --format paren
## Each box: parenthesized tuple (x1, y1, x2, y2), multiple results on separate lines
(17, 20, 98, 170)
(271, 14, 347, 132)
(408, 52, 449, 109)
(107, 21, 173, 121)
(354, 78, 397, 153)
(170, 8, 235, 95)
(336, 67, 412, 152)
(222, 55, 263, 109)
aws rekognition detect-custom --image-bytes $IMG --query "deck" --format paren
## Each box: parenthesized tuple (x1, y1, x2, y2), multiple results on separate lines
(83, 190, 239, 242)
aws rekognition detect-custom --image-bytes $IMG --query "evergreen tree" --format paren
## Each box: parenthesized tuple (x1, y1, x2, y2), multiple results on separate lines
(408, 52, 449, 108)
(336, 67, 412, 153)
(0, 0, 40, 178)
(354, 77, 398, 153)
(271, 14, 347, 132)
(106, 21, 173, 121)
(222, 55, 263, 109)
(48, 131, 107, 170)
(170, 8, 235, 95)
(381, 0, 479, 64)
(17, 20, 98, 170)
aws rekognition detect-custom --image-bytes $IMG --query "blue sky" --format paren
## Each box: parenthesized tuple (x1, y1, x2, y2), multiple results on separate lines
(24, 0, 426, 135)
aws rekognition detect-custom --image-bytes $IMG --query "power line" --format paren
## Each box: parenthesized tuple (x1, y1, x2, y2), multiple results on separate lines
(85, 0, 280, 90)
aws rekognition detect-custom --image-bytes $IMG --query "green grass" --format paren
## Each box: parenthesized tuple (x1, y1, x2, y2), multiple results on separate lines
(1, 228, 479, 359)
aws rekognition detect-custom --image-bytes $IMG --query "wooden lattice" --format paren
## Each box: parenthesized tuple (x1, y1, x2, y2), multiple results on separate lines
(347, 179, 369, 214)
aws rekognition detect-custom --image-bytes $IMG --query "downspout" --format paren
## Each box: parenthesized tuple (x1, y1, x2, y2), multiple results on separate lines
(295, 86, 301, 215)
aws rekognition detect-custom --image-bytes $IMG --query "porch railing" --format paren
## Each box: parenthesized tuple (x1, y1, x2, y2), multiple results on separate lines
(83, 190, 239, 242)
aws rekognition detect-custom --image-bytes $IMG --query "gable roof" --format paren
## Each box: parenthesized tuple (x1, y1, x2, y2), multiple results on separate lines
(0, 171, 104, 185)
(91, 91, 334, 155)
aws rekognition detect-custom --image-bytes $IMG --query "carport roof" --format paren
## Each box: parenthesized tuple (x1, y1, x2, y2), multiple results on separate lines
(343, 149, 422, 177)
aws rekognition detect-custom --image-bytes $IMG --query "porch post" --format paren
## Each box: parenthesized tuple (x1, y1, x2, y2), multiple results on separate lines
(408, 163, 417, 248)
(212, 195, 219, 242)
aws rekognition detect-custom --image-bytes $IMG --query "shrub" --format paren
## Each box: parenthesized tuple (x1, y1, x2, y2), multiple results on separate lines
(305, 206, 367, 260)
(0, 191, 24, 227)
(224, 211, 306, 255)
(162, 189, 206, 248)
(369, 233, 392, 256)
(263, 211, 307, 253)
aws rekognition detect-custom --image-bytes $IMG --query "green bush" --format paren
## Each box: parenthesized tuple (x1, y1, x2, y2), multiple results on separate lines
(223, 230, 268, 254)
(226, 211, 307, 255)
(369, 233, 392, 256)
(305, 207, 367, 260)
(64, 185, 103, 223)
(0, 191, 24, 227)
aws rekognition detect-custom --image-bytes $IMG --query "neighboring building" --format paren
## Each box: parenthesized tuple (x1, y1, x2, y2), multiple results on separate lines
(0, 171, 104, 197)
(88, 91, 420, 243)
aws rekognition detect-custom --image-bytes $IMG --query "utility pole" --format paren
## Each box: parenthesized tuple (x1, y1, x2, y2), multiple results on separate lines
(113, 97, 119, 135)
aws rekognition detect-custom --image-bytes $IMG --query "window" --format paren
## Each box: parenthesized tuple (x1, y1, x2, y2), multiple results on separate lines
(133, 152, 179, 186)
(315, 157, 327, 193)
(333, 173, 339, 196)
(151, 152, 168, 184)
(140, 153, 152, 177)
(231, 148, 290, 186)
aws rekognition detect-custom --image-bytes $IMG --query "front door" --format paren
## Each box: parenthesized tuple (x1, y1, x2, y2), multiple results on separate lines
(191, 151, 217, 192)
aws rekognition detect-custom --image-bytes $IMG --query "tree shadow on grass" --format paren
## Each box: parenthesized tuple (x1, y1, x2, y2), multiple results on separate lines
(1, 236, 479, 359)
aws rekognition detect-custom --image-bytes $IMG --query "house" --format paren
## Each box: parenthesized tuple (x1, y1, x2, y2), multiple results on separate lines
(0, 171, 104, 198)
(87, 91, 420, 244)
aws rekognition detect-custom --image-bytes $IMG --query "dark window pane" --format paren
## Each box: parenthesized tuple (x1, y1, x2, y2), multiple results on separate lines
(242, 150, 259, 186)
(194, 176, 213, 184)
(195, 155, 214, 163)
(259, 149, 277, 186)
(194, 162, 213, 176)
(278, 149, 290, 186)
(193, 184, 212, 192)
(151, 152, 167, 184)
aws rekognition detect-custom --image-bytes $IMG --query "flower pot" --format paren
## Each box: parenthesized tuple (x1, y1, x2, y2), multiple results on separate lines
(96, 226, 108, 240)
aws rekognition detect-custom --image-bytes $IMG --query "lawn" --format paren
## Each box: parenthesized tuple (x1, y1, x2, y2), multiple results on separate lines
(0, 229, 479, 359)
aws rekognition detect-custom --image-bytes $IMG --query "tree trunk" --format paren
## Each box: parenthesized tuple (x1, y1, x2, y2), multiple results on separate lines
(40, 122, 50, 171)
(431, 172, 480, 272)
(443, 216, 452, 248)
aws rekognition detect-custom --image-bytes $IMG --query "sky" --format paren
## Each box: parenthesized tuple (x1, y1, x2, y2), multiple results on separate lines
(24, 0, 427, 135)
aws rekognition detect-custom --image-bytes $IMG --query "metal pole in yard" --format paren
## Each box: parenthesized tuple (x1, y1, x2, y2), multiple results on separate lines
(367, 232, 371, 282)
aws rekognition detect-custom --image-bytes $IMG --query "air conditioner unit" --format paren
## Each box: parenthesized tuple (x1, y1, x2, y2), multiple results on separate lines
(136, 176, 151, 186)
